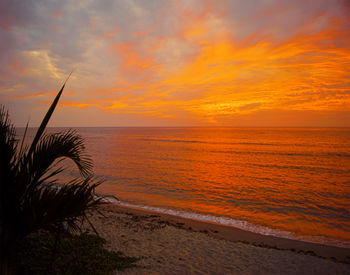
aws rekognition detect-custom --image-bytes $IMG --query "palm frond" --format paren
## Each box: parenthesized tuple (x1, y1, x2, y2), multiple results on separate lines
(0, 77, 109, 274)
(18, 119, 29, 158)
(18, 178, 102, 236)
(28, 84, 65, 156)
(24, 130, 93, 190)
(28, 71, 72, 157)
(0, 107, 18, 222)
(0, 106, 17, 167)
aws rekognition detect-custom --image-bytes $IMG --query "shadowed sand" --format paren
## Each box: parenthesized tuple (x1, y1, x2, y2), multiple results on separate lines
(85, 203, 350, 274)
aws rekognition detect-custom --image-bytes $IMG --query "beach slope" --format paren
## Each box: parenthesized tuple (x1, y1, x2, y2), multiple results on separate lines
(86, 204, 350, 274)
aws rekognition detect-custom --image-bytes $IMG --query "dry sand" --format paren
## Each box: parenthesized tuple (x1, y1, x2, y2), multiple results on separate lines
(85, 203, 350, 274)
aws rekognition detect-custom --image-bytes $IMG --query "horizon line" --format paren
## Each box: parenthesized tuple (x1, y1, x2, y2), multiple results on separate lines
(15, 126, 350, 128)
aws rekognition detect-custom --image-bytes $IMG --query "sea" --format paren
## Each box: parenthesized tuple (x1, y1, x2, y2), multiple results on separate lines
(18, 127, 350, 248)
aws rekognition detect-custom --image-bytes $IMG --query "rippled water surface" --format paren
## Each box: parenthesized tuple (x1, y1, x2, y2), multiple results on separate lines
(20, 127, 350, 247)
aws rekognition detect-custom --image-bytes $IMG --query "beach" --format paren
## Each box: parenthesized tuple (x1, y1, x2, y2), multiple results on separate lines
(85, 203, 350, 274)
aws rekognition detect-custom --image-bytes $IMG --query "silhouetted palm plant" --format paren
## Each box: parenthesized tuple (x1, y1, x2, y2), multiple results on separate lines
(0, 82, 103, 274)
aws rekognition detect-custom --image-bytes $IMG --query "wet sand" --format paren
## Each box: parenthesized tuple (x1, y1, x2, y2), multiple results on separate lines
(86, 203, 350, 274)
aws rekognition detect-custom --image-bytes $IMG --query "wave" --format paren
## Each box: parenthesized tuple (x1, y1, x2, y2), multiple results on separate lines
(138, 138, 307, 147)
(102, 197, 350, 249)
(139, 138, 350, 157)
(210, 150, 350, 158)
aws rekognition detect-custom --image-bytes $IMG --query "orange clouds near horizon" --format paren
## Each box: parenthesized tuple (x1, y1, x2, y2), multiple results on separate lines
(1, 0, 349, 127)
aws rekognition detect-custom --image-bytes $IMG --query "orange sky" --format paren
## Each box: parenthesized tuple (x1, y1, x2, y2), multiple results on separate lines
(1, 0, 349, 126)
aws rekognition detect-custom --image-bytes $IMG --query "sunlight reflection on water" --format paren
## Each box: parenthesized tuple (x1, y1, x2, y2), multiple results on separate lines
(18, 127, 350, 247)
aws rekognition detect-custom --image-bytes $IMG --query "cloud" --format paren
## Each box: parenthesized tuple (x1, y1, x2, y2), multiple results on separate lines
(1, 0, 349, 126)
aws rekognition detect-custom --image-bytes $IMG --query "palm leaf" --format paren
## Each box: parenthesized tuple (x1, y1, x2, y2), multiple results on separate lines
(0, 107, 18, 221)
(18, 119, 29, 158)
(35, 178, 101, 234)
(0, 74, 108, 274)
(27, 130, 92, 184)
(28, 71, 72, 156)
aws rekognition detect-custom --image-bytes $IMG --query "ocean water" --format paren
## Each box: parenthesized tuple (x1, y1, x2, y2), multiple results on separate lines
(19, 127, 350, 247)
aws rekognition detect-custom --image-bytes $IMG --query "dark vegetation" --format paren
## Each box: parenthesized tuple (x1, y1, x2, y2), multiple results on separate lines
(17, 231, 138, 274)
(0, 79, 138, 274)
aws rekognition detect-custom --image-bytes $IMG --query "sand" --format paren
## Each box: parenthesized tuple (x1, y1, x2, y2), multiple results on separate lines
(85, 203, 350, 274)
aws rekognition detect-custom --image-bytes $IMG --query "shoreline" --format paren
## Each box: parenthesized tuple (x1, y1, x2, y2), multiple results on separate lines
(85, 202, 350, 274)
(101, 202, 350, 263)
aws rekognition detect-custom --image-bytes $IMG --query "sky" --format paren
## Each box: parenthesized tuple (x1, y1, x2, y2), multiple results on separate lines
(1, 0, 349, 127)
